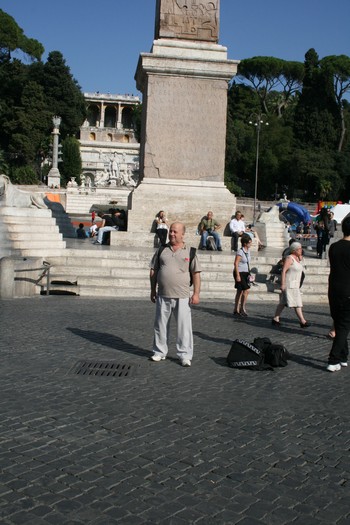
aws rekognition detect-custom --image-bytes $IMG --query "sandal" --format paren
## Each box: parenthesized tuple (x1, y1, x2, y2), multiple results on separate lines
(327, 331, 335, 339)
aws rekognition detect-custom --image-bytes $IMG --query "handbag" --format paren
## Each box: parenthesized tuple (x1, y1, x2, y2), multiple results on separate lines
(245, 252, 256, 285)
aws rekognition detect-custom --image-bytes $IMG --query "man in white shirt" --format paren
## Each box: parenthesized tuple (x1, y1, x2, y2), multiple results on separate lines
(229, 211, 246, 251)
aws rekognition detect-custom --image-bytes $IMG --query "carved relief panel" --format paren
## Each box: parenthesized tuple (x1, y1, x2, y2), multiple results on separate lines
(155, 0, 219, 42)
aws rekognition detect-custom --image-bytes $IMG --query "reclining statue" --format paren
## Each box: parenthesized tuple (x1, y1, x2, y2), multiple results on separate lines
(0, 174, 47, 209)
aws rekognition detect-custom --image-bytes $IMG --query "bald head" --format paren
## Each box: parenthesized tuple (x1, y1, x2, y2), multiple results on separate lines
(169, 222, 186, 247)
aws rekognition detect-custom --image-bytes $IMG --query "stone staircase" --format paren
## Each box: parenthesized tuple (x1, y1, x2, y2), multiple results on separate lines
(109, 230, 260, 252)
(0, 194, 329, 302)
(0, 207, 66, 258)
(45, 242, 329, 303)
(255, 221, 289, 250)
(65, 189, 130, 215)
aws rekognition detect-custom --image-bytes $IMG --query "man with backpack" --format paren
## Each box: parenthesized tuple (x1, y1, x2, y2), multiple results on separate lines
(149, 222, 201, 367)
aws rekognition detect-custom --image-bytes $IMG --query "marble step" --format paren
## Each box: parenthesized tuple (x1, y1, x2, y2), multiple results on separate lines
(0, 239, 65, 249)
(0, 207, 52, 218)
(4, 248, 67, 258)
(3, 232, 63, 242)
(0, 223, 60, 233)
(74, 283, 327, 303)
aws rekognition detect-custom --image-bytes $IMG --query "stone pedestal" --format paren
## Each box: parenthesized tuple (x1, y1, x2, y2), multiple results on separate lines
(126, 37, 239, 237)
(127, 177, 236, 235)
(47, 168, 61, 189)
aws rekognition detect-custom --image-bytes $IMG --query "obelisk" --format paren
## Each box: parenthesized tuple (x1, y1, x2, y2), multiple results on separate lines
(128, 0, 239, 233)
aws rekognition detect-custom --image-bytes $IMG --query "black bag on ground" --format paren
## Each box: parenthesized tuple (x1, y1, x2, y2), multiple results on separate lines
(254, 337, 290, 367)
(227, 339, 272, 370)
(265, 344, 289, 367)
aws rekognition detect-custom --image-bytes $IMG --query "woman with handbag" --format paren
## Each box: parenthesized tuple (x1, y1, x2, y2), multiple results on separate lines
(233, 234, 253, 317)
(272, 242, 310, 328)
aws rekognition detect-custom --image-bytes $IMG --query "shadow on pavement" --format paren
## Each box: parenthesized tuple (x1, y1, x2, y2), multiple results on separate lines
(194, 305, 233, 319)
(67, 327, 150, 358)
(289, 353, 326, 370)
(193, 330, 232, 346)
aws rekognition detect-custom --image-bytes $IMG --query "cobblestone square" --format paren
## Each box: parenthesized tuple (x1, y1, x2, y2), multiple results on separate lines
(0, 297, 349, 524)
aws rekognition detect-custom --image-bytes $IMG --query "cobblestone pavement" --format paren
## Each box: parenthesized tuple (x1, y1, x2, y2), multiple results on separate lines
(0, 297, 349, 525)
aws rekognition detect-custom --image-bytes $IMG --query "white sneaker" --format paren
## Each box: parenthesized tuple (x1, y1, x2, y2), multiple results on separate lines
(150, 355, 166, 362)
(340, 362, 348, 367)
(181, 359, 191, 367)
(327, 363, 341, 372)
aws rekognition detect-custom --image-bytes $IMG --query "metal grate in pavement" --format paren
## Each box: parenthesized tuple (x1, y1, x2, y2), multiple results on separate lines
(71, 360, 138, 378)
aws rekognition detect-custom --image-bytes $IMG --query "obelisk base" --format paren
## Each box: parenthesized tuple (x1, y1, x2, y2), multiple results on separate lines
(127, 178, 236, 234)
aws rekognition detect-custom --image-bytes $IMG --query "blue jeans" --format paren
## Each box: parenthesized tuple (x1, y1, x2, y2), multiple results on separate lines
(201, 230, 221, 249)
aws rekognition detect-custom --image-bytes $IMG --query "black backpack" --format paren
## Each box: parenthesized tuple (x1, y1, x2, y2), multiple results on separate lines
(227, 339, 272, 371)
(254, 337, 290, 367)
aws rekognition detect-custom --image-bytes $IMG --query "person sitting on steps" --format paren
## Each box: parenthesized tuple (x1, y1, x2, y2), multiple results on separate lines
(229, 211, 246, 252)
(93, 211, 117, 245)
(199, 211, 222, 251)
(76, 223, 87, 239)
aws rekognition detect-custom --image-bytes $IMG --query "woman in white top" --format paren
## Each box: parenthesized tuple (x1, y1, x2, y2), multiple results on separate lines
(155, 210, 169, 246)
(272, 242, 310, 328)
(233, 234, 253, 317)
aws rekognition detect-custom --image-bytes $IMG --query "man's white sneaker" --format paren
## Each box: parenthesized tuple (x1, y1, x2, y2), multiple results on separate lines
(150, 355, 166, 362)
(181, 359, 191, 367)
(341, 362, 348, 367)
(327, 363, 341, 372)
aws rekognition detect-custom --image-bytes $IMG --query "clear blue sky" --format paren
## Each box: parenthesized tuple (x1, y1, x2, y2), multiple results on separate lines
(1, 0, 350, 97)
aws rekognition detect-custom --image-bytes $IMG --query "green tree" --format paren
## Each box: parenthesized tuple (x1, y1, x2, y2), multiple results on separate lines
(4, 81, 52, 168)
(60, 136, 82, 187)
(237, 56, 304, 116)
(238, 56, 282, 114)
(30, 51, 86, 137)
(294, 49, 339, 151)
(10, 165, 39, 184)
(0, 9, 44, 62)
(0, 147, 9, 174)
(225, 83, 295, 199)
(0, 10, 86, 183)
(321, 55, 350, 151)
(225, 83, 260, 195)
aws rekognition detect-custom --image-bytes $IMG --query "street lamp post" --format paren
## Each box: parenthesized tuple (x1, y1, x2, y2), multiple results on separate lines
(249, 113, 269, 225)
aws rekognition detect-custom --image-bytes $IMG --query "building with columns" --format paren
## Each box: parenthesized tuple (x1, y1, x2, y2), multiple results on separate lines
(78, 92, 141, 189)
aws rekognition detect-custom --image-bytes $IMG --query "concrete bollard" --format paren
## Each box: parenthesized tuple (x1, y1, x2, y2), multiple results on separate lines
(0, 256, 43, 298)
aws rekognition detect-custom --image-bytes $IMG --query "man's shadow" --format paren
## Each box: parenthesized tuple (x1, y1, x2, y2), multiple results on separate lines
(67, 328, 150, 358)
(194, 305, 233, 320)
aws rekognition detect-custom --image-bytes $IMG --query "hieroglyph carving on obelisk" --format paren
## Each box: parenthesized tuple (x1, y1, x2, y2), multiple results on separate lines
(155, 0, 219, 42)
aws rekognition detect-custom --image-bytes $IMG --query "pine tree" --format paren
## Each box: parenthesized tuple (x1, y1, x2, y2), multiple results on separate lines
(61, 136, 82, 187)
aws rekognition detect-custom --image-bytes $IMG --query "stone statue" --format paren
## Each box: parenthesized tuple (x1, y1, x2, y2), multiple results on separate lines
(95, 168, 110, 186)
(121, 168, 137, 188)
(257, 205, 281, 224)
(0, 174, 47, 209)
(111, 153, 120, 179)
